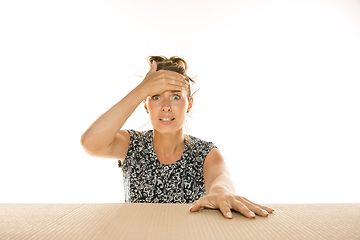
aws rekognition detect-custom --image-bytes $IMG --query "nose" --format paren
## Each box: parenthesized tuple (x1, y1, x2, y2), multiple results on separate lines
(161, 95, 171, 112)
(162, 106, 171, 112)
(162, 99, 171, 112)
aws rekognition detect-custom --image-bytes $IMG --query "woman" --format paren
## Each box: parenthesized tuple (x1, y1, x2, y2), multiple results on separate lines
(81, 56, 274, 219)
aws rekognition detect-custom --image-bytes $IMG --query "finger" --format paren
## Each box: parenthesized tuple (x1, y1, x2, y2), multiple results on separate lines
(235, 197, 270, 217)
(264, 206, 275, 213)
(189, 198, 216, 212)
(161, 71, 189, 86)
(162, 80, 187, 92)
(164, 84, 187, 93)
(241, 197, 275, 213)
(166, 77, 189, 88)
(189, 201, 201, 212)
(218, 199, 233, 219)
(160, 69, 186, 78)
(149, 61, 157, 73)
(256, 205, 274, 213)
(230, 199, 256, 218)
(246, 203, 269, 217)
(168, 80, 188, 89)
(153, 74, 187, 89)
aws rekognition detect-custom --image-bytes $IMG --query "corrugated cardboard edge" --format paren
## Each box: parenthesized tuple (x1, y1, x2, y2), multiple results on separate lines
(1, 203, 360, 240)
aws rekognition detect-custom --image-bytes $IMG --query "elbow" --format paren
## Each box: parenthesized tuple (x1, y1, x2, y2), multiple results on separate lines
(80, 134, 98, 156)
(80, 135, 91, 154)
(80, 133, 89, 149)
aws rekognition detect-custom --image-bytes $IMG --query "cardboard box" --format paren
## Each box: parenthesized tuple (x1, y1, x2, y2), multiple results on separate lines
(1, 203, 359, 239)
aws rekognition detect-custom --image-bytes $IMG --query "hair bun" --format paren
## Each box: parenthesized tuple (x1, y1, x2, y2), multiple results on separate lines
(168, 57, 188, 71)
(148, 56, 188, 72)
(148, 56, 167, 65)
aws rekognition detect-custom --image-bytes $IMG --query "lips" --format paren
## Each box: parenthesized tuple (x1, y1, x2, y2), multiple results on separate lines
(160, 118, 175, 122)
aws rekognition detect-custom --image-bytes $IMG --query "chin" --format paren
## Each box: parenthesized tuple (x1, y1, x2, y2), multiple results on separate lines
(154, 127, 180, 135)
(152, 123, 184, 135)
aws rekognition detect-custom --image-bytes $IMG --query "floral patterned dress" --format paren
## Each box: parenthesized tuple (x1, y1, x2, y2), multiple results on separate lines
(120, 130, 217, 203)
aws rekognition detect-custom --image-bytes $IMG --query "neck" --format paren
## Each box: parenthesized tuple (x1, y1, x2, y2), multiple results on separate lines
(152, 128, 185, 162)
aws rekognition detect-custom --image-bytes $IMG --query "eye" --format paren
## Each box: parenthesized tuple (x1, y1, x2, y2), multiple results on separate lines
(151, 95, 160, 100)
(172, 94, 181, 100)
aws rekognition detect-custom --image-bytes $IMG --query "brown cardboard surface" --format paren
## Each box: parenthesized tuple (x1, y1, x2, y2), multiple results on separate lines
(1, 203, 359, 240)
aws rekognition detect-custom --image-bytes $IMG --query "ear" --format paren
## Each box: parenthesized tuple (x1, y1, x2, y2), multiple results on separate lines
(187, 97, 194, 113)
(143, 100, 149, 113)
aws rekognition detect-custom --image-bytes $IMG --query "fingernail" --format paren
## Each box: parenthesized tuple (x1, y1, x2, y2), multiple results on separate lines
(227, 212, 232, 218)
(262, 210, 269, 215)
(189, 205, 194, 211)
(249, 211, 256, 217)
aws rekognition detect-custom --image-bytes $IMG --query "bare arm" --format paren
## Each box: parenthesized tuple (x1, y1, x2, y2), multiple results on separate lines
(189, 148, 275, 219)
(80, 86, 147, 159)
(80, 62, 188, 160)
(203, 148, 235, 195)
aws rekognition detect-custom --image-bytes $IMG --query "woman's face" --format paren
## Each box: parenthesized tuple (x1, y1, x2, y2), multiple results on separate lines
(145, 89, 192, 134)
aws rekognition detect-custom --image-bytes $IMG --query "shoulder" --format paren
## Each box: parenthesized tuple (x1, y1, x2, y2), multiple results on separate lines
(188, 135, 216, 148)
(187, 134, 217, 156)
(124, 129, 153, 155)
(127, 129, 153, 142)
(121, 129, 153, 168)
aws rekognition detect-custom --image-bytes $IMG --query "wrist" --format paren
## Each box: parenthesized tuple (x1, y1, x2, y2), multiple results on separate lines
(208, 185, 234, 196)
(133, 84, 149, 100)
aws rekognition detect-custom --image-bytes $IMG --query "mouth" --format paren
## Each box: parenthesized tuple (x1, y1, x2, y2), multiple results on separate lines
(159, 118, 175, 122)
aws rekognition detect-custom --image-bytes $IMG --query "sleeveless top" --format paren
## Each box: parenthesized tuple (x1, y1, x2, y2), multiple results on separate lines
(120, 129, 217, 203)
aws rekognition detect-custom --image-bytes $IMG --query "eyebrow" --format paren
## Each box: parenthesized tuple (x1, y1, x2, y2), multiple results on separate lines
(151, 90, 181, 97)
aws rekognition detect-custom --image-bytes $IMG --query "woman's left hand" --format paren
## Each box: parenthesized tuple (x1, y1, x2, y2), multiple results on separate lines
(189, 194, 275, 219)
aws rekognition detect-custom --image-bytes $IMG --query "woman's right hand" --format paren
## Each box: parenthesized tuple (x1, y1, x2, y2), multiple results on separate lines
(81, 61, 189, 160)
(138, 61, 189, 97)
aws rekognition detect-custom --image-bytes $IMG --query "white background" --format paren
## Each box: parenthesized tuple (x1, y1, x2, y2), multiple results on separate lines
(1, 0, 359, 204)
